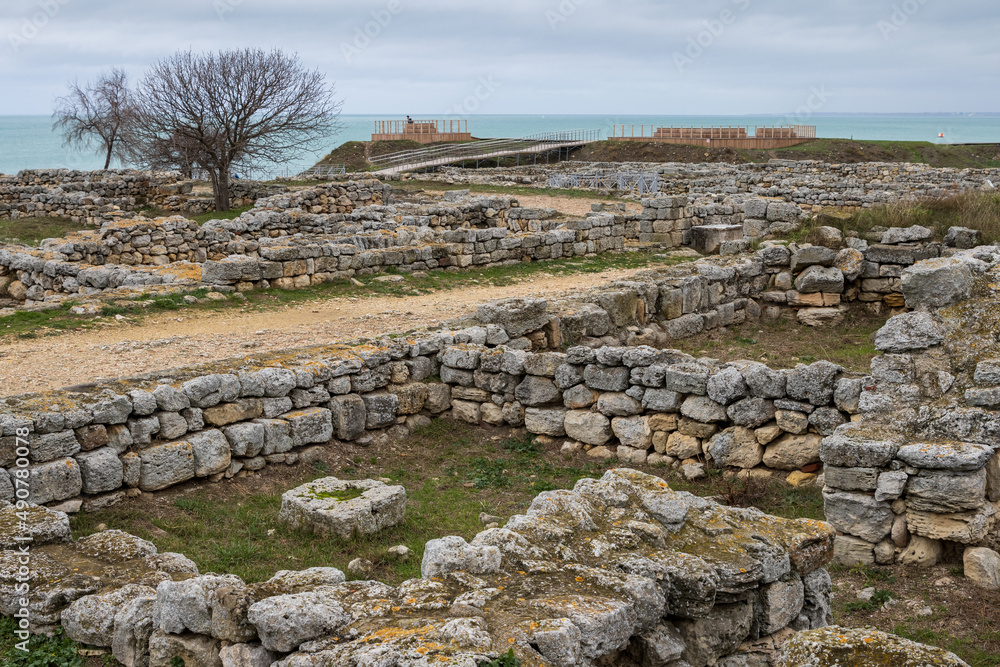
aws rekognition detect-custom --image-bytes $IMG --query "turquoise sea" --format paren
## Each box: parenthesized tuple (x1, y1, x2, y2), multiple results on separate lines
(1, 114, 999, 177)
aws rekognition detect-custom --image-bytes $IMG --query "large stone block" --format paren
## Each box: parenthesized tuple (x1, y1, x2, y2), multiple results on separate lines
(707, 427, 763, 469)
(284, 407, 334, 446)
(902, 257, 974, 309)
(362, 393, 399, 429)
(564, 411, 612, 446)
(764, 433, 823, 470)
(690, 225, 744, 255)
(203, 399, 263, 427)
(76, 447, 124, 495)
(138, 442, 196, 491)
(525, 408, 568, 437)
(328, 395, 367, 440)
(278, 477, 407, 540)
(28, 458, 83, 504)
(476, 297, 549, 337)
(875, 312, 944, 353)
(188, 430, 231, 477)
(254, 419, 293, 455)
(822, 490, 893, 543)
(389, 383, 428, 415)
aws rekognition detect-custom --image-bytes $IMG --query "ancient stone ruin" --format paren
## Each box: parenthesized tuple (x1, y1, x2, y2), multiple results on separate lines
(3, 160, 998, 665)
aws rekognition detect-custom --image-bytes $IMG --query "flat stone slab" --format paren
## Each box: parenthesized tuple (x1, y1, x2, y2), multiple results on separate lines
(278, 477, 407, 539)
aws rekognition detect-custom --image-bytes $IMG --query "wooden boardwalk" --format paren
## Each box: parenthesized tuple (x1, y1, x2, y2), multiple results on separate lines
(370, 130, 600, 175)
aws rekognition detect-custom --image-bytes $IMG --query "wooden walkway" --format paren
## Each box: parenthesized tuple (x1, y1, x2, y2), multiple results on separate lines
(370, 130, 600, 175)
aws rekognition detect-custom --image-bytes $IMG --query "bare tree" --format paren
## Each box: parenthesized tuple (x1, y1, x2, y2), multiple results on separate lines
(53, 68, 133, 170)
(130, 48, 342, 211)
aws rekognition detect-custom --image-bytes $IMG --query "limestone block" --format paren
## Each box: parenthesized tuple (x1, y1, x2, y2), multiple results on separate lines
(278, 477, 406, 539)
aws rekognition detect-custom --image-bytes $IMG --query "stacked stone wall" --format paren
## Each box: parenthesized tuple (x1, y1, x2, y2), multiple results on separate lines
(416, 160, 1000, 208)
(0, 169, 286, 224)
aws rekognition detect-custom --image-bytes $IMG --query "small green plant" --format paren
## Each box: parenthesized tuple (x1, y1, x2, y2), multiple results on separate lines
(479, 650, 521, 667)
(501, 437, 540, 456)
(472, 458, 510, 489)
(170, 657, 186, 667)
(0, 619, 84, 667)
(844, 589, 893, 613)
(309, 488, 364, 502)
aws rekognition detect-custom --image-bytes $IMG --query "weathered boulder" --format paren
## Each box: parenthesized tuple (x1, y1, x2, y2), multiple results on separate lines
(875, 312, 944, 353)
(764, 433, 823, 471)
(421, 535, 502, 578)
(881, 225, 933, 244)
(477, 297, 549, 337)
(63, 584, 157, 647)
(779, 626, 969, 666)
(795, 266, 844, 294)
(278, 477, 407, 539)
(707, 427, 764, 469)
(248, 591, 350, 653)
(902, 257, 974, 309)
(564, 411, 613, 446)
(964, 547, 1000, 590)
(822, 490, 893, 543)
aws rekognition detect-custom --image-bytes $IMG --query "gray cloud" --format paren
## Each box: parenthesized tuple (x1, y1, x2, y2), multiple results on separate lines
(0, 0, 997, 114)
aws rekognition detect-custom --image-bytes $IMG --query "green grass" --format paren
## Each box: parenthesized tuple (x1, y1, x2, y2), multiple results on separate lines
(0, 617, 84, 667)
(893, 627, 1000, 667)
(0, 217, 91, 246)
(70, 419, 826, 586)
(670, 311, 883, 373)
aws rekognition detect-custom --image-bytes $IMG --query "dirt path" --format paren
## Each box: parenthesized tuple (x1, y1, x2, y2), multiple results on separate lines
(4, 268, 642, 394)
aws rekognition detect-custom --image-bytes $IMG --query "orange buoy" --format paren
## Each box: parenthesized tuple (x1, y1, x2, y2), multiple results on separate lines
(938, 133, 945, 138)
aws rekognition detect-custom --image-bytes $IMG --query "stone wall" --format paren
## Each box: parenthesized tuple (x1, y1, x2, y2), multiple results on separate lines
(2, 470, 836, 666)
(819, 246, 1000, 569)
(415, 160, 1000, 208)
(0, 169, 286, 224)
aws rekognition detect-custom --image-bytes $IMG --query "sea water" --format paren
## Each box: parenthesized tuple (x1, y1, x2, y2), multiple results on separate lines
(1, 113, 998, 177)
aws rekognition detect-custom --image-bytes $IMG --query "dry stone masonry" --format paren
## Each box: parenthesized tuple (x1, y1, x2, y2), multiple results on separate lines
(416, 160, 1000, 208)
(3, 470, 838, 666)
(0, 169, 285, 224)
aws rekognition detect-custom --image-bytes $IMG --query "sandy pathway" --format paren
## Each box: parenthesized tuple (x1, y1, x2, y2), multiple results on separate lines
(3, 268, 641, 394)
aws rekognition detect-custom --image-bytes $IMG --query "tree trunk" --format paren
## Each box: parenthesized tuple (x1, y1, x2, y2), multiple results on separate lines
(214, 168, 231, 211)
(104, 144, 113, 170)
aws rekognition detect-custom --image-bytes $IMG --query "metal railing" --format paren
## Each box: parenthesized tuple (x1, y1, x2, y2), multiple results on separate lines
(296, 164, 347, 179)
(368, 129, 602, 172)
(549, 171, 660, 195)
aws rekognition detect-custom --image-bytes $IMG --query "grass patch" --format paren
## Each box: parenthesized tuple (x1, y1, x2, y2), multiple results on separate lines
(832, 558, 1000, 667)
(669, 310, 883, 373)
(0, 216, 91, 246)
(0, 617, 85, 667)
(839, 191, 1000, 245)
(70, 419, 826, 587)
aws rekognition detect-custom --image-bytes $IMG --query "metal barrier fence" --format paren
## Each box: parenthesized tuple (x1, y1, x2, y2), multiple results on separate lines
(368, 129, 602, 172)
(548, 171, 661, 195)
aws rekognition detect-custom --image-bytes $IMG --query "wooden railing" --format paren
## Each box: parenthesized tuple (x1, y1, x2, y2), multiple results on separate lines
(374, 120, 469, 136)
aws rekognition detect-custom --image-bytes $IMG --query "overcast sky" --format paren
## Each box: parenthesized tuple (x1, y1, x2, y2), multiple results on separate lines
(1, 0, 998, 116)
